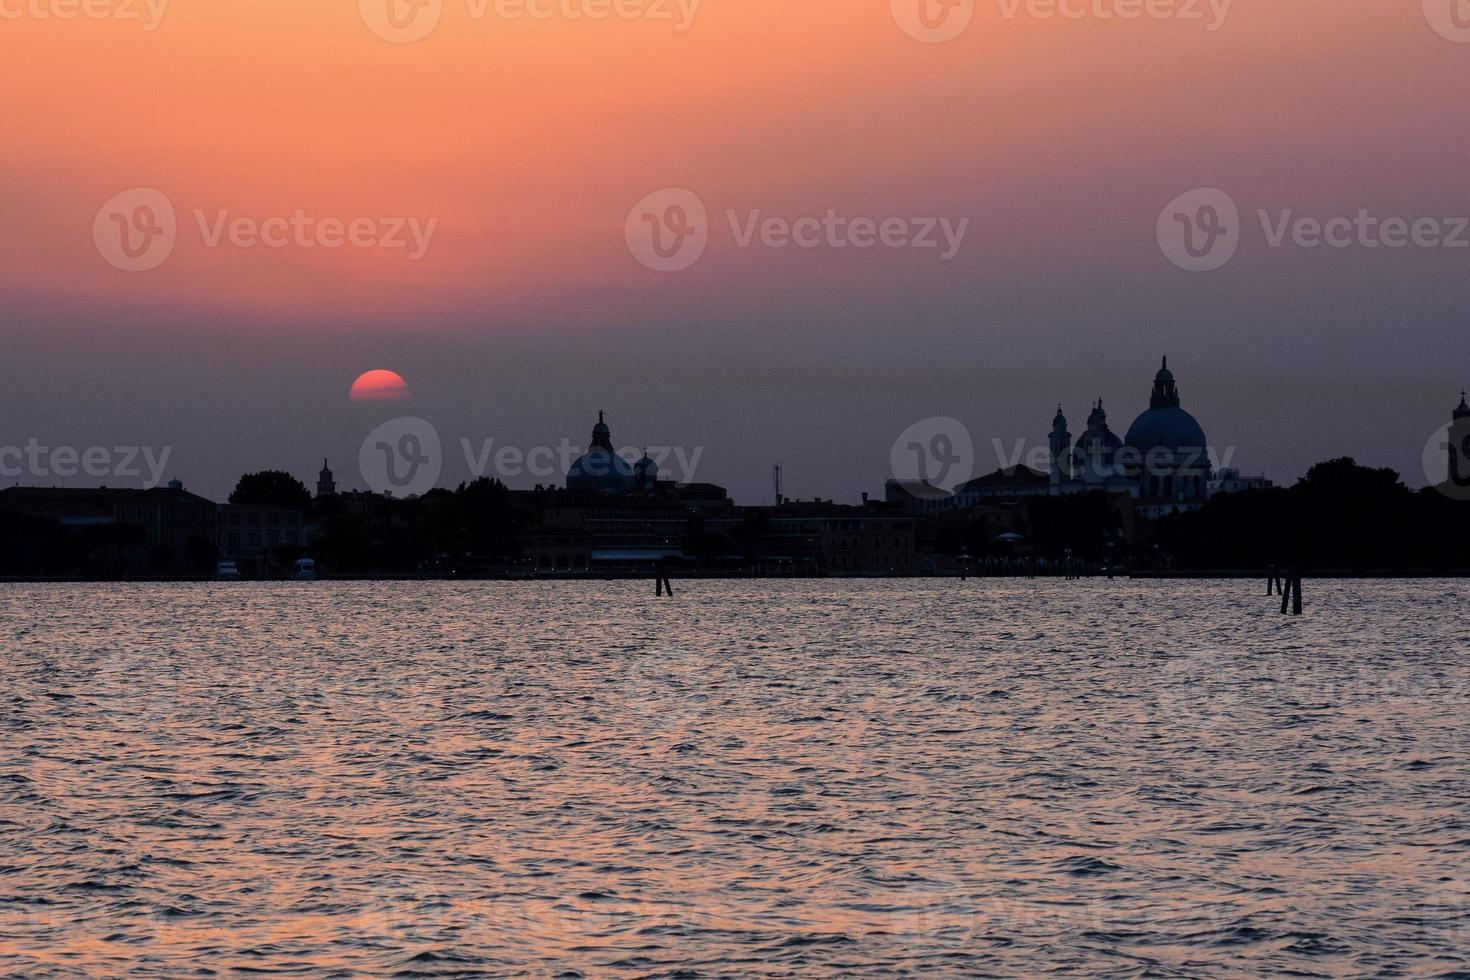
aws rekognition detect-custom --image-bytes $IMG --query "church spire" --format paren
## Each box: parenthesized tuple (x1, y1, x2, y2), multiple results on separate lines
(1150, 357, 1181, 409)
(590, 411, 614, 451)
(316, 458, 336, 497)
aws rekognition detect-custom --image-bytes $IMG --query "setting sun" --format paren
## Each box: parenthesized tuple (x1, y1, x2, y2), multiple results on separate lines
(349, 369, 411, 401)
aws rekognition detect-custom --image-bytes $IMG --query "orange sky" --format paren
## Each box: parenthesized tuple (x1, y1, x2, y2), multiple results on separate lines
(6, 0, 1464, 327)
(5, 0, 1470, 500)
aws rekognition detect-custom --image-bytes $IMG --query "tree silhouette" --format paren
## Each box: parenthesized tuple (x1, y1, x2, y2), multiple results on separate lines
(229, 471, 310, 511)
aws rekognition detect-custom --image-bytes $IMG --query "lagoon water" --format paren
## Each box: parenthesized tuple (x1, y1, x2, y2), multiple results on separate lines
(1, 580, 1467, 977)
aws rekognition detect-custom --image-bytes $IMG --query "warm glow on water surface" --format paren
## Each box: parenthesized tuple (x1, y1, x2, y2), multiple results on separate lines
(1, 580, 1467, 975)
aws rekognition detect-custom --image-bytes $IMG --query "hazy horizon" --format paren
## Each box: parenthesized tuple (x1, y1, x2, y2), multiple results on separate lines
(5, 0, 1469, 502)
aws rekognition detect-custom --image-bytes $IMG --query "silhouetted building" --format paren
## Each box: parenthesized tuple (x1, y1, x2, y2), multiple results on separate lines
(0, 484, 217, 575)
(217, 504, 310, 557)
(742, 499, 917, 576)
(1441, 391, 1470, 494)
(1050, 357, 1214, 519)
(567, 412, 637, 494)
(317, 459, 336, 498)
(1210, 468, 1274, 495)
(886, 466, 1052, 515)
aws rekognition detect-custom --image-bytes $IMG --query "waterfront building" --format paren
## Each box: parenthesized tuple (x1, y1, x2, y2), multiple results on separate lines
(1050, 357, 1214, 519)
(0, 484, 217, 575)
(216, 504, 311, 559)
(1209, 468, 1274, 495)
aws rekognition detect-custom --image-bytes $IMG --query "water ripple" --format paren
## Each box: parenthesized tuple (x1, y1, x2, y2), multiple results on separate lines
(0, 580, 1466, 976)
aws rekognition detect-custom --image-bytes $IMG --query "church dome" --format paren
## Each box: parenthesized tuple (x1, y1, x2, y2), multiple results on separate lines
(1124, 358, 1208, 456)
(567, 412, 637, 494)
(1083, 401, 1123, 451)
(568, 450, 635, 492)
(1125, 407, 1208, 455)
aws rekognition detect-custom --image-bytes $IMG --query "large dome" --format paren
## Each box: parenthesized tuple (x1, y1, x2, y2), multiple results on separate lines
(568, 449, 635, 493)
(1125, 407, 1207, 455)
(1125, 357, 1208, 455)
(567, 411, 637, 494)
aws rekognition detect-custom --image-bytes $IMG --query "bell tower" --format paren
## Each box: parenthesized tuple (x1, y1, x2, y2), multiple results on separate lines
(1449, 393, 1470, 489)
(317, 459, 336, 498)
(1049, 405, 1072, 493)
(1149, 356, 1181, 410)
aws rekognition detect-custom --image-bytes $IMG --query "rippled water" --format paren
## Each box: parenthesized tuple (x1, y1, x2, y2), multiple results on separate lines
(1, 580, 1467, 977)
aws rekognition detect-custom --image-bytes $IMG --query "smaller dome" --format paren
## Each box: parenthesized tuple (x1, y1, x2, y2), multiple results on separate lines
(1052, 404, 1067, 427)
(1155, 356, 1174, 383)
(1078, 429, 1123, 453)
(635, 453, 658, 475)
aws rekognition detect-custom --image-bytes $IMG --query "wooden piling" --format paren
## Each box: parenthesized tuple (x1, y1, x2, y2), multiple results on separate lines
(1277, 570, 1303, 615)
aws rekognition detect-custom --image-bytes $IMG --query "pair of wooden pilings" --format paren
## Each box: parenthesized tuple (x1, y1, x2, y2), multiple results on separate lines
(1268, 568, 1304, 615)
(655, 575, 675, 597)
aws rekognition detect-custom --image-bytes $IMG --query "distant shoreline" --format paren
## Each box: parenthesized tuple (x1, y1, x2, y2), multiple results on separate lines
(3, 570, 1469, 584)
